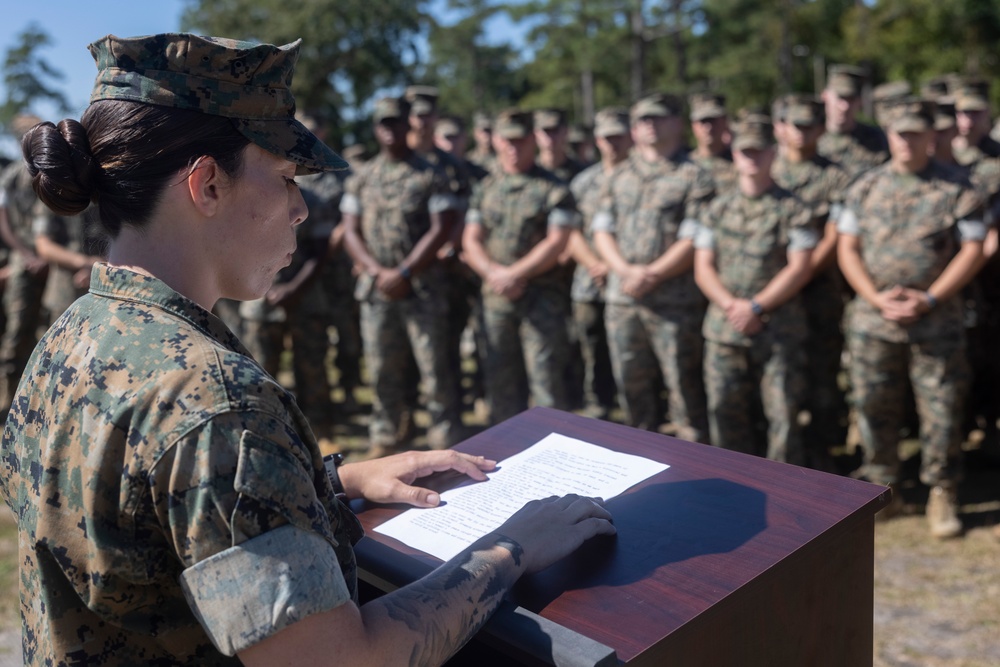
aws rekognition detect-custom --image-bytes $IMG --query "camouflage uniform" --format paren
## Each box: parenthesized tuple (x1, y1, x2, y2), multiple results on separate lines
(466, 165, 579, 424)
(569, 161, 617, 418)
(817, 123, 889, 181)
(593, 151, 712, 441)
(0, 264, 362, 665)
(239, 176, 337, 431)
(691, 149, 738, 195)
(771, 153, 852, 447)
(33, 204, 104, 321)
(306, 169, 364, 409)
(0, 161, 49, 413)
(342, 152, 461, 448)
(697, 186, 817, 464)
(839, 161, 985, 487)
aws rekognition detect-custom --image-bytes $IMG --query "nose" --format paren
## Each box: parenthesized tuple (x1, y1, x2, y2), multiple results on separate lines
(291, 185, 308, 226)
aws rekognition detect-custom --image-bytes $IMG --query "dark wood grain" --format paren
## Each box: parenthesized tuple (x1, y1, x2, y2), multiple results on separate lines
(352, 407, 889, 665)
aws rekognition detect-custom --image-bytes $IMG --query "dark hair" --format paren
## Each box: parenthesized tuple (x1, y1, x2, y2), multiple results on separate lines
(22, 101, 251, 237)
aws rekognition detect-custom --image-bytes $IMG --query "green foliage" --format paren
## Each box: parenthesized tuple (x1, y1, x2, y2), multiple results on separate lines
(421, 1, 530, 120)
(181, 0, 430, 145)
(0, 24, 70, 130)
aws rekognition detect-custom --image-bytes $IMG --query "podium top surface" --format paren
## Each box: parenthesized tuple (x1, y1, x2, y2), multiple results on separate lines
(351, 408, 890, 663)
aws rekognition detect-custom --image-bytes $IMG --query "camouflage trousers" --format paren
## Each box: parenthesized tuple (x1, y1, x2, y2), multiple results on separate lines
(0, 256, 48, 412)
(325, 295, 362, 392)
(847, 332, 968, 488)
(605, 302, 708, 442)
(573, 300, 616, 417)
(801, 273, 847, 447)
(480, 288, 569, 425)
(242, 314, 335, 429)
(704, 337, 806, 464)
(361, 295, 460, 448)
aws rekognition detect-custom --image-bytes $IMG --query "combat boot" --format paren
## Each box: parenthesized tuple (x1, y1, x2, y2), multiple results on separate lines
(926, 485, 962, 539)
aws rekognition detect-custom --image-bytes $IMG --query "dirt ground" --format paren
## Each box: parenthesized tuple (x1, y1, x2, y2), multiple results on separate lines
(1, 395, 998, 666)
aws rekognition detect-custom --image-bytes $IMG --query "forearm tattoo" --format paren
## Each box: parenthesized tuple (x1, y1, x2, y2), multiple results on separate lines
(379, 533, 525, 666)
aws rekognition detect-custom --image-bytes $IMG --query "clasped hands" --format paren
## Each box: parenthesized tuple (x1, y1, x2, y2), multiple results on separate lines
(873, 285, 932, 325)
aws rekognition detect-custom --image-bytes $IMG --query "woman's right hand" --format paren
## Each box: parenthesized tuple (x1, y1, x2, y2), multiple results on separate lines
(493, 495, 616, 574)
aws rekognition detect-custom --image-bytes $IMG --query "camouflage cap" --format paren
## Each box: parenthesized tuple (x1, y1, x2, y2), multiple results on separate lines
(921, 74, 957, 101)
(494, 108, 533, 139)
(784, 94, 823, 126)
(473, 111, 493, 131)
(373, 96, 410, 123)
(955, 78, 990, 112)
(568, 124, 590, 143)
(341, 143, 369, 162)
(534, 108, 567, 130)
(885, 97, 935, 133)
(771, 95, 792, 124)
(405, 85, 439, 115)
(689, 92, 727, 121)
(10, 114, 43, 140)
(873, 81, 913, 126)
(934, 99, 956, 131)
(594, 107, 630, 137)
(826, 64, 865, 98)
(631, 93, 683, 121)
(88, 33, 347, 173)
(434, 115, 464, 137)
(731, 112, 774, 152)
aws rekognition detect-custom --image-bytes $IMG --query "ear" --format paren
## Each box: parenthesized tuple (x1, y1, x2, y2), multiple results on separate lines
(186, 156, 225, 217)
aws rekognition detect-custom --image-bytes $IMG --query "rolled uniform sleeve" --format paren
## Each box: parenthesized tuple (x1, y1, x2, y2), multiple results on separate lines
(153, 410, 353, 656)
(546, 184, 580, 229)
(787, 203, 820, 252)
(340, 170, 364, 217)
(836, 207, 860, 236)
(957, 218, 987, 242)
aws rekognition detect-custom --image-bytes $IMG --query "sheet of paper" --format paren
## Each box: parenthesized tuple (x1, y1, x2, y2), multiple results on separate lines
(374, 432, 669, 562)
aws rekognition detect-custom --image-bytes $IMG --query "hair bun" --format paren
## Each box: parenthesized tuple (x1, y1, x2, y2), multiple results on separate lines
(21, 119, 98, 216)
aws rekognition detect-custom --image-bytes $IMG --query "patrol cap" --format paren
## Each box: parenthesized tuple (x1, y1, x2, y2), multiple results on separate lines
(568, 124, 590, 143)
(10, 114, 43, 140)
(373, 96, 410, 123)
(405, 85, 439, 115)
(494, 108, 533, 139)
(594, 107, 630, 137)
(473, 111, 493, 131)
(434, 115, 464, 137)
(826, 64, 865, 98)
(87, 33, 347, 173)
(885, 97, 935, 133)
(771, 95, 792, 124)
(921, 74, 955, 101)
(934, 99, 956, 131)
(731, 112, 774, 151)
(689, 92, 727, 121)
(534, 108, 567, 130)
(873, 81, 913, 126)
(341, 143, 369, 162)
(955, 78, 990, 112)
(631, 93, 683, 121)
(784, 94, 824, 126)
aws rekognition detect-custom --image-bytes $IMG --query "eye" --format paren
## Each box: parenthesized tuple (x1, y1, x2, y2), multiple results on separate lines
(283, 176, 300, 189)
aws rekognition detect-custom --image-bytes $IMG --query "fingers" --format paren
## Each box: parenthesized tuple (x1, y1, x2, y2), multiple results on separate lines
(407, 450, 497, 482)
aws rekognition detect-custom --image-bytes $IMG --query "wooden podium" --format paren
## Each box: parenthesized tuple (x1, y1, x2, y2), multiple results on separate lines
(350, 408, 890, 666)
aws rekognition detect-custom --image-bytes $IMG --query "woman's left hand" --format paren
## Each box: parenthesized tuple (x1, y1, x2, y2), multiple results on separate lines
(338, 450, 497, 508)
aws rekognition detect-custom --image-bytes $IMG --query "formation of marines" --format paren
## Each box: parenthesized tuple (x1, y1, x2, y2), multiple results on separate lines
(3, 64, 999, 539)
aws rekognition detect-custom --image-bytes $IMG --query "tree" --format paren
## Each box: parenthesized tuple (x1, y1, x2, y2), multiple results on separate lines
(421, 0, 529, 120)
(0, 24, 70, 131)
(181, 0, 430, 146)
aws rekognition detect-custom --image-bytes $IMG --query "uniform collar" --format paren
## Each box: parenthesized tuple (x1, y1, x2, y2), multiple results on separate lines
(88, 262, 250, 356)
